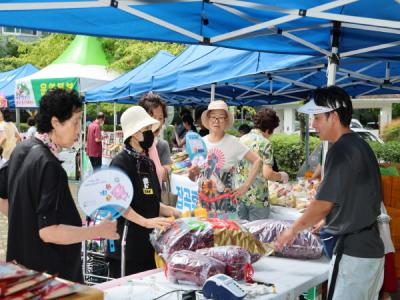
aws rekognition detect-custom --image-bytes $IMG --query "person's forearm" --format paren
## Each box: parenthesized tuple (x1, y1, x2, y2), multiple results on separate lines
(244, 158, 261, 187)
(123, 207, 147, 227)
(39, 224, 101, 245)
(290, 200, 331, 234)
(159, 203, 172, 217)
(0, 198, 8, 216)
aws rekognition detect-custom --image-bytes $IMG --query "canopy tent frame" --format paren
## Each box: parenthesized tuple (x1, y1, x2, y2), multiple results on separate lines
(1, 0, 400, 60)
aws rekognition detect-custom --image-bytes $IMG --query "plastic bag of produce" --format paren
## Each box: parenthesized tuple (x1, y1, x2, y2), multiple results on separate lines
(243, 219, 323, 259)
(166, 250, 226, 286)
(150, 217, 270, 261)
(196, 246, 253, 281)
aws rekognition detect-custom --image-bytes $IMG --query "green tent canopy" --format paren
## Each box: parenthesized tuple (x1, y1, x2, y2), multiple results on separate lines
(15, 36, 119, 108)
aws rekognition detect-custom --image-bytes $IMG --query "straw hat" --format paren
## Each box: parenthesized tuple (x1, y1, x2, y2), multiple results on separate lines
(120, 106, 160, 142)
(201, 100, 234, 130)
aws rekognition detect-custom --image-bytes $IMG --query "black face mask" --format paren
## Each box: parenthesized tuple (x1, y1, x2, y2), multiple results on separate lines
(139, 130, 154, 150)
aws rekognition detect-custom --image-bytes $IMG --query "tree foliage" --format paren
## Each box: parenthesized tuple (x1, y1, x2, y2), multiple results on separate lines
(0, 34, 74, 71)
(0, 34, 185, 74)
(101, 38, 185, 72)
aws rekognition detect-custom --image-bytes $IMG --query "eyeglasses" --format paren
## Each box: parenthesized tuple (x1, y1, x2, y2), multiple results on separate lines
(209, 116, 227, 123)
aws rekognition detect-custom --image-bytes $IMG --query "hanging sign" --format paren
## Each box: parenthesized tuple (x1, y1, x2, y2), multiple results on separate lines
(15, 77, 80, 108)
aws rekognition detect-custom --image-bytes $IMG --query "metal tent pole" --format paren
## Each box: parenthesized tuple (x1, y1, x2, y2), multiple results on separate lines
(113, 101, 117, 136)
(210, 83, 216, 102)
(322, 21, 341, 177)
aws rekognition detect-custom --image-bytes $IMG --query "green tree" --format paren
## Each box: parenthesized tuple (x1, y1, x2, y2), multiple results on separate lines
(0, 34, 185, 74)
(101, 39, 185, 72)
(393, 103, 400, 119)
(0, 34, 74, 71)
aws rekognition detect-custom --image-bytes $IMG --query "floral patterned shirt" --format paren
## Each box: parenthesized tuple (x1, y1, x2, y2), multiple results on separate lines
(236, 129, 274, 208)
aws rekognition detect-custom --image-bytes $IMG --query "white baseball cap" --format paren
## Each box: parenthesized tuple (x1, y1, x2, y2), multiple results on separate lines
(297, 99, 336, 115)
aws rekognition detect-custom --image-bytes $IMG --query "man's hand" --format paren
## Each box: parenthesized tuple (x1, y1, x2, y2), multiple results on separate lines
(311, 219, 325, 234)
(144, 217, 174, 230)
(274, 227, 297, 251)
(96, 215, 119, 240)
(279, 171, 289, 184)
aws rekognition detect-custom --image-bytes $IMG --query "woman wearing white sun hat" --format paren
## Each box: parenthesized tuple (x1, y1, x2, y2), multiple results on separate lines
(189, 100, 261, 219)
(106, 106, 180, 278)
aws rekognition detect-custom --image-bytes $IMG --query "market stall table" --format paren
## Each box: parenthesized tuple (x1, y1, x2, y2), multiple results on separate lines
(94, 256, 330, 300)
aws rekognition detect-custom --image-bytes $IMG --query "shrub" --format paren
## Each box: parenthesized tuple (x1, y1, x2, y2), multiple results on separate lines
(381, 118, 400, 142)
(270, 134, 320, 179)
(369, 141, 400, 163)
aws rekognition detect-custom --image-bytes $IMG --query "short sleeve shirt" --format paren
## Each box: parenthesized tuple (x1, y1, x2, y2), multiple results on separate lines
(156, 138, 172, 166)
(5, 138, 83, 282)
(316, 132, 384, 258)
(237, 129, 273, 207)
(86, 121, 102, 157)
(198, 134, 249, 218)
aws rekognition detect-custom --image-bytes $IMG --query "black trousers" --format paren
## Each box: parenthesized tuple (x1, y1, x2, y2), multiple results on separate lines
(89, 156, 102, 170)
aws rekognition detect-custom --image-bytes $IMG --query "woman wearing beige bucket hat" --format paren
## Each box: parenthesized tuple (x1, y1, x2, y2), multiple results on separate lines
(105, 106, 180, 278)
(189, 100, 261, 219)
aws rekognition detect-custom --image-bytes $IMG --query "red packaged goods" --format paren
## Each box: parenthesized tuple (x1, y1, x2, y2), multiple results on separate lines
(150, 217, 270, 261)
(243, 219, 323, 259)
(196, 246, 253, 281)
(166, 250, 226, 286)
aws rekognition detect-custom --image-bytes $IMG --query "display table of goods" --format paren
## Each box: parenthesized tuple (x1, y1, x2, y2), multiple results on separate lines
(0, 262, 103, 300)
(268, 179, 319, 210)
(95, 255, 330, 300)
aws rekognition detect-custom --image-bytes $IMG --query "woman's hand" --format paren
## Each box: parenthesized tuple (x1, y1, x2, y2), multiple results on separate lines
(168, 206, 182, 218)
(96, 215, 119, 240)
(188, 165, 200, 181)
(144, 217, 174, 230)
(233, 183, 250, 198)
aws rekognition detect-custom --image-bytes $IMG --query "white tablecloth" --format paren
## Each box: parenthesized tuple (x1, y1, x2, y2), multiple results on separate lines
(98, 256, 330, 300)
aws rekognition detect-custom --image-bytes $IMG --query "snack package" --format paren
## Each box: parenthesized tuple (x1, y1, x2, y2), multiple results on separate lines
(166, 250, 226, 286)
(196, 246, 252, 281)
(150, 217, 270, 262)
(243, 219, 323, 259)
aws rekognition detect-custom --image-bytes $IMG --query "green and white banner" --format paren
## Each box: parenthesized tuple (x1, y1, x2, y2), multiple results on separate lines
(15, 77, 80, 108)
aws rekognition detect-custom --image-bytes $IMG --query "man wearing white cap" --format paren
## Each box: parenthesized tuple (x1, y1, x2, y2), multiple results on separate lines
(275, 86, 384, 300)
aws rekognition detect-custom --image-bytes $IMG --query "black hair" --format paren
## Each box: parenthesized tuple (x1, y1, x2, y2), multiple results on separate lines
(182, 114, 196, 131)
(253, 108, 280, 134)
(0, 108, 12, 122)
(138, 92, 167, 119)
(313, 86, 353, 127)
(27, 116, 36, 127)
(36, 88, 83, 133)
(194, 106, 207, 122)
(238, 124, 252, 135)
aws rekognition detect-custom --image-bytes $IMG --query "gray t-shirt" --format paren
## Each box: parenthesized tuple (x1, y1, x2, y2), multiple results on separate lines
(316, 132, 384, 258)
(156, 139, 172, 166)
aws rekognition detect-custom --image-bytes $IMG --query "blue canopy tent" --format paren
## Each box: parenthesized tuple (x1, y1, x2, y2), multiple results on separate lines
(85, 50, 175, 103)
(86, 44, 400, 106)
(2, 1, 400, 99)
(86, 45, 317, 105)
(0, 0, 400, 60)
(0, 64, 39, 109)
